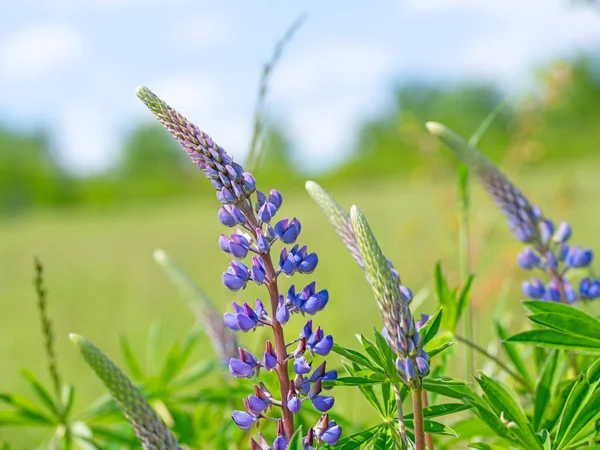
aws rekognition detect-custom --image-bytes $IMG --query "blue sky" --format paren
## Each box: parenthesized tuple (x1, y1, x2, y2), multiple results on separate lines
(1, 0, 599, 174)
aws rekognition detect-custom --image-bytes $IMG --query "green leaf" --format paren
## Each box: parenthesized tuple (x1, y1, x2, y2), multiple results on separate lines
(463, 398, 516, 443)
(528, 312, 600, 341)
(21, 369, 60, 419)
(159, 327, 200, 386)
(60, 384, 75, 420)
(288, 425, 304, 450)
(404, 402, 471, 420)
(523, 300, 600, 330)
(373, 329, 398, 378)
(475, 372, 542, 449)
(540, 378, 576, 432)
(335, 425, 381, 450)
(427, 341, 455, 359)
(456, 275, 475, 326)
(419, 308, 443, 345)
(554, 374, 591, 449)
(357, 334, 386, 371)
(495, 322, 534, 391)
(558, 389, 600, 449)
(403, 418, 458, 436)
(506, 329, 600, 352)
(325, 376, 387, 387)
(422, 377, 474, 401)
(119, 334, 145, 381)
(533, 350, 560, 431)
(0, 393, 54, 425)
(333, 344, 379, 372)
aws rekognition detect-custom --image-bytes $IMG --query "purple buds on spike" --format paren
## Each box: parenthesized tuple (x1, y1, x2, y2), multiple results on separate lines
(262, 341, 277, 370)
(250, 256, 267, 285)
(276, 295, 290, 324)
(517, 247, 541, 270)
(565, 246, 593, 268)
(554, 221, 572, 243)
(219, 234, 251, 259)
(229, 348, 260, 378)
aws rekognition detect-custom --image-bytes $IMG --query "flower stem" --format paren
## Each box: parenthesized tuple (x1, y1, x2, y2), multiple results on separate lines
(411, 388, 426, 450)
(393, 383, 407, 445)
(242, 204, 294, 440)
(454, 334, 534, 394)
(421, 389, 434, 450)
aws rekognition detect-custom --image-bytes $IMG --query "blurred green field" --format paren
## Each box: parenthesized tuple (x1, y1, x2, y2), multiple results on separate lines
(2, 157, 600, 445)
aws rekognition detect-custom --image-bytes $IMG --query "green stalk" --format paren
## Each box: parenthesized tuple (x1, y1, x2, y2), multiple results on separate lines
(411, 388, 426, 450)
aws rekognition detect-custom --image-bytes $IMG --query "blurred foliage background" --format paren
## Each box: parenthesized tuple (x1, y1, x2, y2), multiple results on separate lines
(2, 6, 600, 446)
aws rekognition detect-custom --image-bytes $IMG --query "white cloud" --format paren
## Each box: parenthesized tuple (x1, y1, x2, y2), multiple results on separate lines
(0, 25, 84, 78)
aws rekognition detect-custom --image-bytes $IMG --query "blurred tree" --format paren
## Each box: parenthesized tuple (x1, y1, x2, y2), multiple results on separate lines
(0, 126, 71, 214)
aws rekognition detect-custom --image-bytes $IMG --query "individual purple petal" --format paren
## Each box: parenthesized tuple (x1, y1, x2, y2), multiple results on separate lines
(255, 298, 267, 319)
(415, 356, 430, 377)
(256, 228, 270, 253)
(301, 320, 313, 339)
(312, 335, 333, 356)
(222, 273, 246, 291)
(287, 395, 301, 414)
(231, 205, 247, 224)
(247, 395, 267, 415)
(554, 221, 572, 243)
(522, 278, 545, 299)
(236, 314, 257, 332)
(539, 219, 555, 244)
(219, 234, 231, 253)
(517, 247, 540, 270)
(311, 395, 334, 412)
(273, 436, 287, 450)
(223, 312, 240, 331)
(269, 189, 283, 209)
(229, 358, 254, 378)
(242, 172, 256, 194)
(232, 410, 257, 430)
(218, 206, 236, 227)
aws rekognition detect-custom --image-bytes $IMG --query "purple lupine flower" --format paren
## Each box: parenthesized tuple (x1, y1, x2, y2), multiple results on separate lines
(565, 246, 593, 268)
(399, 285, 413, 302)
(306, 326, 334, 356)
(580, 278, 600, 299)
(137, 87, 339, 443)
(416, 314, 430, 331)
(415, 356, 430, 377)
(279, 247, 296, 275)
(255, 228, 270, 253)
(275, 296, 290, 325)
(262, 341, 277, 370)
(308, 379, 334, 412)
(250, 256, 267, 285)
(309, 362, 338, 391)
(522, 278, 546, 299)
(545, 278, 577, 303)
(223, 260, 250, 291)
(287, 381, 301, 414)
(539, 219, 555, 244)
(224, 302, 260, 332)
(313, 414, 342, 446)
(229, 348, 260, 378)
(294, 356, 312, 375)
(517, 247, 541, 270)
(219, 233, 251, 259)
(232, 410, 257, 430)
(274, 218, 302, 244)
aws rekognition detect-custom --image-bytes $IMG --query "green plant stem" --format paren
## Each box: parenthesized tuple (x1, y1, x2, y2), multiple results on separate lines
(457, 165, 474, 379)
(393, 383, 407, 445)
(455, 334, 534, 395)
(411, 388, 426, 450)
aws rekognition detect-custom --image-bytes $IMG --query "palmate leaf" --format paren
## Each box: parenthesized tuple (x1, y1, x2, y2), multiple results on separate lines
(494, 321, 535, 392)
(475, 373, 542, 449)
(533, 350, 561, 431)
(335, 424, 381, 450)
(70, 334, 182, 450)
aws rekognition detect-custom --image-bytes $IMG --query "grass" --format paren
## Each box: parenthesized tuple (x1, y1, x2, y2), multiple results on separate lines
(2, 158, 600, 445)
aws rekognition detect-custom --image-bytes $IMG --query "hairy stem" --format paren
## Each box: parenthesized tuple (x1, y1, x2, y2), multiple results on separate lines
(412, 388, 426, 450)
(393, 383, 407, 446)
(455, 334, 534, 394)
(243, 205, 294, 440)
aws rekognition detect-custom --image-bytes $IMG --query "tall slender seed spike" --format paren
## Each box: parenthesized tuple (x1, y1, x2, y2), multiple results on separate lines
(69, 334, 182, 450)
(306, 181, 401, 284)
(305, 181, 364, 269)
(426, 121, 541, 244)
(350, 206, 410, 342)
(153, 249, 238, 362)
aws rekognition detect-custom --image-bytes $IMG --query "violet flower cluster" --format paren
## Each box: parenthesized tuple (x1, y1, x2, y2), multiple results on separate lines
(137, 87, 341, 448)
(426, 122, 597, 305)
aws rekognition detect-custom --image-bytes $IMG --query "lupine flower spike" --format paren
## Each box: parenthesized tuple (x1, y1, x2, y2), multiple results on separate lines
(137, 87, 340, 446)
(69, 334, 182, 450)
(427, 122, 598, 305)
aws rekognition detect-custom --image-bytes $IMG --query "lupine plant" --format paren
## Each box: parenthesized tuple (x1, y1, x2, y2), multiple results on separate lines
(136, 86, 341, 448)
